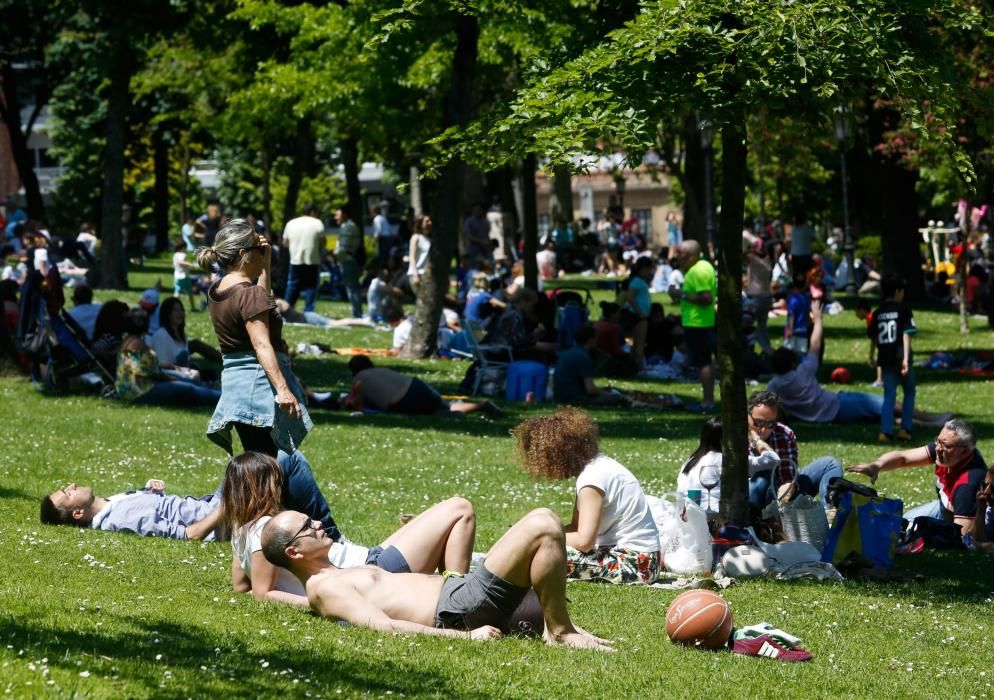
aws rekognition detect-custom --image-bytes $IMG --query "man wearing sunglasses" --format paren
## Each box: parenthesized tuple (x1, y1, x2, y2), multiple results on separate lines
(261, 508, 614, 651)
(847, 419, 987, 537)
(746, 390, 843, 509)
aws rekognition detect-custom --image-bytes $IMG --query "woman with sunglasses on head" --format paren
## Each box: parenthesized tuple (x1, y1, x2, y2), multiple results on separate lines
(197, 219, 311, 457)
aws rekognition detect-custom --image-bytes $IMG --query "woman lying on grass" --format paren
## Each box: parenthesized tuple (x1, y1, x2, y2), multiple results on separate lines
(513, 408, 660, 584)
(221, 452, 480, 607)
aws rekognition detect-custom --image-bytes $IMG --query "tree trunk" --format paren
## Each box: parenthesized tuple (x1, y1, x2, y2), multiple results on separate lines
(260, 142, 273, 233)
(99, 48, 132, 290)
(681, 114, 706, 244)
(521, 154, 539, 290)
(550, 164, 574, 223)
(341, 136, 363, 225)
(716, 117, 751, 527)
(179, 140, 190, 224)
(0, 62, 46, 221)
(403, 11, 478, 358)
(282, 118, 312, 228)
(153, 128, 170, 252)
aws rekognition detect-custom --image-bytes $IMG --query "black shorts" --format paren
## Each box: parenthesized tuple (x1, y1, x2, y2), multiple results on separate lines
(683, 326, 716, 368)
(433, 565, 529, 632)
(390, 378, 446, 414)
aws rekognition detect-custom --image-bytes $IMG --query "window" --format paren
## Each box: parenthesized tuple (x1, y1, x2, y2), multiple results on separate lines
(633, 209, 653, 238)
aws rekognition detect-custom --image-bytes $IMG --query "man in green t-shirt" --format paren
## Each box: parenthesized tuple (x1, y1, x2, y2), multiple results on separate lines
(670, 240, 717, 411)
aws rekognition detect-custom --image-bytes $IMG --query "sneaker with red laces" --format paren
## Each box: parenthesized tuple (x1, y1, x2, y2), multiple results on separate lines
(731, 634, 813, 662)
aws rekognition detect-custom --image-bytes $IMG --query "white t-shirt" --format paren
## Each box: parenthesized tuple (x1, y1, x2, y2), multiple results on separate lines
(149, 327, 189, 367)
(373, 214, 392, 240)
(283, 216, 326, 266)
(232, 516, 306, 596)
(408, 234, 431, 277)
(33, 248, 48, 273)
(328, 540, 371, 569)
(173, 251, 189, 280)
(368, 278, 390, 317)
(677, 451, 723, 513)
(575, 455, 659, 552)
(77, 231, 98, 256)
(392, 316, 413, 349)
(667, 269, 684, 292)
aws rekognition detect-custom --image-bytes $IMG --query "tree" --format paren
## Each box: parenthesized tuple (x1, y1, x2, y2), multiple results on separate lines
(444, 0, 983, 524)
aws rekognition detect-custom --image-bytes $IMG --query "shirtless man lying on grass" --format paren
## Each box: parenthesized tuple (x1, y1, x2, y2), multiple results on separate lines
(261, 507, 614, 651)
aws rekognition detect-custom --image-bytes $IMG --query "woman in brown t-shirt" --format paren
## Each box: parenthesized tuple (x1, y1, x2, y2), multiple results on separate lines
(197, 219, 312, 457)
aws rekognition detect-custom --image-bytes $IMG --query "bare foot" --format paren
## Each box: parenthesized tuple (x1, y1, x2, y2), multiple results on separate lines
(571, 624, 613, 646)
(544, 628, 615, 652)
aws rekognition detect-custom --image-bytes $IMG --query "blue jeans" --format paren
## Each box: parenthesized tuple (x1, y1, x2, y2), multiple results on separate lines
(750, 456, 843, 508)
(749, 471, 773, 508)
(835, 391, 884, 422)
(277, 450, 341, 540)
(340, 258, 363, 318)
(904, 499, 942, 522)
(286, 264, 319, 312)
(135, 380, 221, 406)
(881, 366, 916, 435)
(795, 456, 843, 507)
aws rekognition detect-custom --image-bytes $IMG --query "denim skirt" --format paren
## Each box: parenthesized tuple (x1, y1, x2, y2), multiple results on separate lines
(206, 351, 312, 455)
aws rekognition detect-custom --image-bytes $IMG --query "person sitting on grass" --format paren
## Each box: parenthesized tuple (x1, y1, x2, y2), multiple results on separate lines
(150, 296, 222, 382)
(553, 325, 629, 406)
(847, 418, 987, 536)
(40, 450, 342, 541)
(261, 508, 615, 650)
(513, 408, 660, 584)
(346, 355, 503, 416)
(115, 307, 221, 406)
(767, 300, 950, 428)
(223, 451, 479, 607)
(971, 468, 993, 551)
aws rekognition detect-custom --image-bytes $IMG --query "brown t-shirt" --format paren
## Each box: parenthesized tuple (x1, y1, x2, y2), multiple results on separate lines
(208, 281, 288, 355)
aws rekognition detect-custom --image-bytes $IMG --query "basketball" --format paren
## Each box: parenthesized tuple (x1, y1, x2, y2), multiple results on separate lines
(831, 366, 852, 384)
(665, 590, 733, 649)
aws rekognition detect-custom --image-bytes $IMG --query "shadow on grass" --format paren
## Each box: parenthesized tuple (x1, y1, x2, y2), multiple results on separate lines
(0, 613, 457, 698)
(0, 486, 36, 501)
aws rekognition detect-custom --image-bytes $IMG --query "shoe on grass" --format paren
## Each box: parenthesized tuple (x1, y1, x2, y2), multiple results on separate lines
(896, 428, 912, 442)
(878, 432, 893, 444)
(731, 633, 813, 662)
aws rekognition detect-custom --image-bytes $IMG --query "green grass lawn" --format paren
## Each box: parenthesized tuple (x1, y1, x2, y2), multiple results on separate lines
(1, 256, 993, 698)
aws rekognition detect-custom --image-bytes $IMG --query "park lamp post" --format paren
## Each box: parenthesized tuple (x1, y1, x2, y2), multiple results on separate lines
(834, 105, 856, 295)
(699, 117, 718, 253)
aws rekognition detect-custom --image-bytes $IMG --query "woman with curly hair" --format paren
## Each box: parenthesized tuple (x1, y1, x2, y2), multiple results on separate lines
(512, 408, 660, 584)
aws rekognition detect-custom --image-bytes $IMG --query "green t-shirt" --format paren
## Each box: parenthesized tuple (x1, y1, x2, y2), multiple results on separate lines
(681, 259, 716, 328)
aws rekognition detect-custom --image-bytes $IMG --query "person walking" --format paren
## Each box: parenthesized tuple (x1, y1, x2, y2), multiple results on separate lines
(282, 205, 325, 313)
(334, 206, 364, 318)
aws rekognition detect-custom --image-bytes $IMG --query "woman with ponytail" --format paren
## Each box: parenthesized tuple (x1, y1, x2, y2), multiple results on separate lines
(197, 219, 311, 457)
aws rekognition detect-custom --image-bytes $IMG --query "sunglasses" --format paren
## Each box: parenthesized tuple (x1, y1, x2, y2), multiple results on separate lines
(288, 518, 320, 546)
(750, 416, 777, 429)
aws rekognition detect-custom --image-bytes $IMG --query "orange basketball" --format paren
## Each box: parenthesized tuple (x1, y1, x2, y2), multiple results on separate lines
(830, 366, 851, 384)
(665, 590, 733, 649)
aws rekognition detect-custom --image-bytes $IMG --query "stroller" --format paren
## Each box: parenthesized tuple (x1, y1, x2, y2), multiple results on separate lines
(549, 286, 593, 349)
(17, 270, 115, 394)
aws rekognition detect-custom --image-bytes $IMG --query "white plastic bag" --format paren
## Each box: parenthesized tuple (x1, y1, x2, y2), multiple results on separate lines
(647, 493, 713, 575)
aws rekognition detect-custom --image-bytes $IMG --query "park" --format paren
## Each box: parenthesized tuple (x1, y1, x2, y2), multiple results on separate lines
(2, 0, 994, 697)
